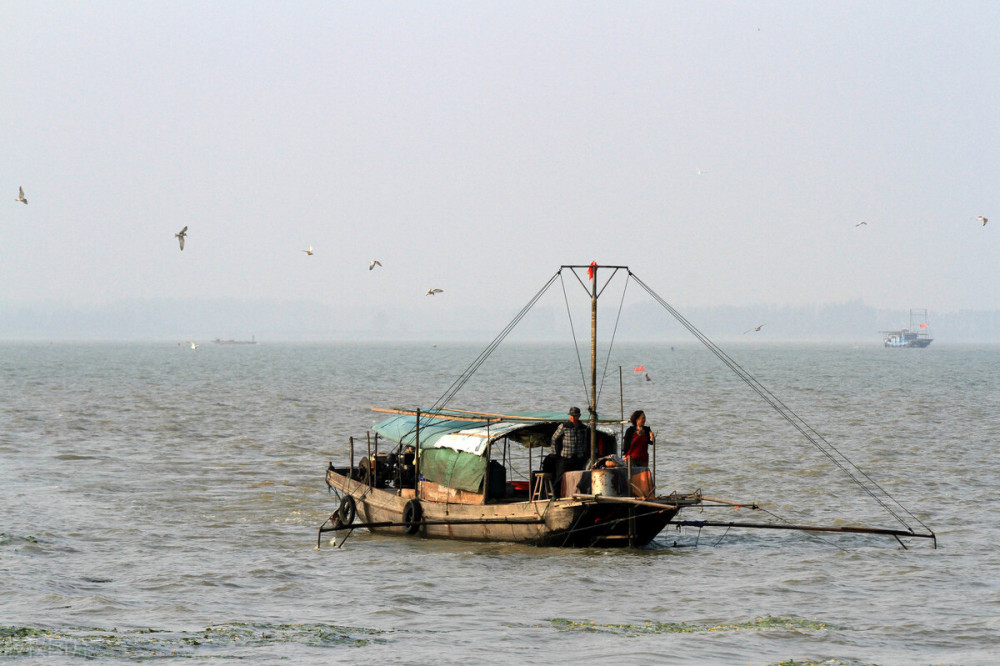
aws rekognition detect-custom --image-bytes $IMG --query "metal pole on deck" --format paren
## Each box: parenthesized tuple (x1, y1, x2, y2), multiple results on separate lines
(415, 409, 421, 500)
(627, 446, 635, 545)
(349, 436, 354, 476)
(627, 456, 632, 496)
(484, 427, 492, 505)
(651, 431, 656, 496)
(528, 433, 532, 486)
(619, 366, 624, 454)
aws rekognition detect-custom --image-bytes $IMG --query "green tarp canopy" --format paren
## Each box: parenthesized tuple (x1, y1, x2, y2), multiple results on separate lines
(419, 449, 487, 493)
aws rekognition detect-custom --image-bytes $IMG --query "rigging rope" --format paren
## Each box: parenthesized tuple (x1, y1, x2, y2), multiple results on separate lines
(559, 270, 591, 406)
(394, 265, 930, 541)
(596, 272, 630, 408)
(629, 272, 933, 536)
(430, 270, 561, 412)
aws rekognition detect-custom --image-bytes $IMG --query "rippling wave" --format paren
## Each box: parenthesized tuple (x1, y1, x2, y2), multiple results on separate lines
(1, 342, 997, 664)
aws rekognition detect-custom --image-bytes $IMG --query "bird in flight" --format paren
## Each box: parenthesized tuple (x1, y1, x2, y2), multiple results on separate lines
(16, 186, 27, 204)
(744, 323, 765, 334)
(303, 246, 314, 255)
(369, 260, 382, 271)
(426, 288, 443, 296)
(187, 341, 198, 350)
(175, 226, 188, 251)
(977, 216, 988, 226)
(855, 221, 868, 227)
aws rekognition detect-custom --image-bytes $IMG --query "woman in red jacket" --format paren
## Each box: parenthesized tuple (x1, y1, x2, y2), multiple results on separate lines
(623, 409, 654, 468)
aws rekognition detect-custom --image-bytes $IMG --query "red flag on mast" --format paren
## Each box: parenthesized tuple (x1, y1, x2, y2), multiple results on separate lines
(587, 261, 598, 280)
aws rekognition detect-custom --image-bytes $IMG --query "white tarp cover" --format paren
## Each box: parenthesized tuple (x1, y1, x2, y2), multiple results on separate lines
(430, 422, 530, 456)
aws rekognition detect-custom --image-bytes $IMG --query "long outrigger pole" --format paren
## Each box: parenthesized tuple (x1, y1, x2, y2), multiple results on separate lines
(670, 519, 936, 549)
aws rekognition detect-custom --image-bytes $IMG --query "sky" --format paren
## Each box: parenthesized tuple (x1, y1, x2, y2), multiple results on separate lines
(3, 2, 999, 337)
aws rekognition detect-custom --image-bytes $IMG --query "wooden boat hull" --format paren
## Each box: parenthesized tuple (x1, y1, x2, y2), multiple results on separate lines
(325, 468, 694, 548)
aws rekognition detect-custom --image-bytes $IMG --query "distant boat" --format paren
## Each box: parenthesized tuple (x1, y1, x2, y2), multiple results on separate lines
(211, 335, 257, 345)
(881, 309, 933, 348)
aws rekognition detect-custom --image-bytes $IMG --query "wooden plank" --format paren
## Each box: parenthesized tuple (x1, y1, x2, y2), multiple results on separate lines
(672, 519, 936, 540)
(371, 406, 621, 425)
(569, 494, 680, 511)
(418, 479, 484, 505)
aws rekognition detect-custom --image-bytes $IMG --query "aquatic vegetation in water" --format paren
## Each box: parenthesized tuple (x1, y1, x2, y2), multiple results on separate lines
(547, 615, 846, 636)
(0, 622, 388, 658)
(767, 661, 876, 666)
(0, 533, 38, 547)
(546, 617, 870, 665)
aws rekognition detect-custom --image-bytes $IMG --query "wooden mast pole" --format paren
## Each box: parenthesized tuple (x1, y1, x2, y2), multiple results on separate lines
(618, 366, 624, 453)
(589, 263, 598, 464)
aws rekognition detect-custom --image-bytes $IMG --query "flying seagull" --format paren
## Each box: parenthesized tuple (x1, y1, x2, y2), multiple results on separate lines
(175, 226, 187, 251)
(855, 221, 868, 227)
(16, 186, 27, 205)
(369, 260, 382, 270)
(977, 216, 988, 226)
(303, 246, 314, 255)
(186, 341, 198, 350)
(426, 288, 443, 296)
(744, 323, 766, 334)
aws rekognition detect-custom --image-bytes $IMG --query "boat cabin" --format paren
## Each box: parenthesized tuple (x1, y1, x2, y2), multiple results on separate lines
(344, 409, 648, 505)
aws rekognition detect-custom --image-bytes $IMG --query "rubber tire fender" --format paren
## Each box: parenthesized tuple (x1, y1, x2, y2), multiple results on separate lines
(337, 495, 356, 526)
(402, 499, 422, 535)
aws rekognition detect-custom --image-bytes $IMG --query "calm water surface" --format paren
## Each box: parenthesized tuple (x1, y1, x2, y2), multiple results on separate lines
(1, 342, 997, 664)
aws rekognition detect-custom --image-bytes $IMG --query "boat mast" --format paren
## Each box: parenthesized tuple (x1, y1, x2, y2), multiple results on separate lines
(561, 262, 628, 463)
(589, 264, 598, 464)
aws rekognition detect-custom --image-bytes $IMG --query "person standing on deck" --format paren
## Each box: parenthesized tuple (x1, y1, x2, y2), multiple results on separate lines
(622, 409, 653, 468)
(551, 406, 589, 496)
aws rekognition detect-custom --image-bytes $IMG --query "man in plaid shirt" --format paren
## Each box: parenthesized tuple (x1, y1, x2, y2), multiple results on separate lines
(550, 406, 590, 496)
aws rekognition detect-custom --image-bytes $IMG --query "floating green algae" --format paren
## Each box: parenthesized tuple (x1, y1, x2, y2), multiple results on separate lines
(767, 660, 877, 666)
(547, 615, 844, 636)
(0, 533, 37, 547)
(191, 622, 387, 649)
(1, 626, 50, 640)
(0, 622, 388, 659)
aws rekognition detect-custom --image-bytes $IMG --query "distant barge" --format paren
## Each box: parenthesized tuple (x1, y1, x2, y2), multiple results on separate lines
(212, 336, 256, 345)
(881, 309, 932, 348)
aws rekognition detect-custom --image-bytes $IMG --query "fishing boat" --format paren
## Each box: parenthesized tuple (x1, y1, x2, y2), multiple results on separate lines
(323, 407, 706, 547)
(319, 265, 935, 549)
(881, 309, 933, 348)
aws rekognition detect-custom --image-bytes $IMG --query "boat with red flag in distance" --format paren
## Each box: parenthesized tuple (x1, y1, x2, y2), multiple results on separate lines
(882, 309, 933, 348)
